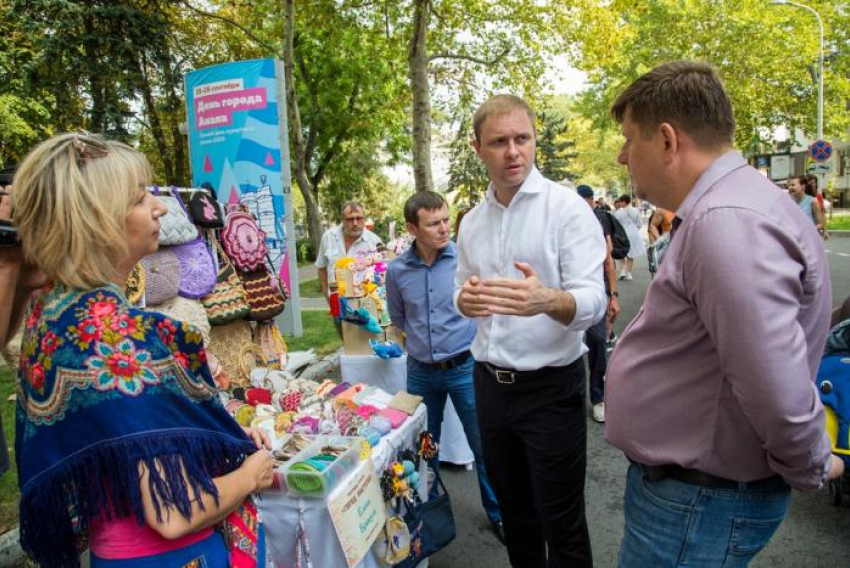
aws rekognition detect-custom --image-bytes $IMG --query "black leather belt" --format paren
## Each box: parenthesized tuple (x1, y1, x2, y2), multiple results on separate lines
(632, 461, 782, 490)
(482, 362, 551, 384)
(415, 350, 471, 371)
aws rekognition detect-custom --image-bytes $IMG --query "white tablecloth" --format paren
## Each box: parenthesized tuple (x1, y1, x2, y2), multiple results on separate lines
(340, 354, 474, 466)
(259, 405, 427, 568)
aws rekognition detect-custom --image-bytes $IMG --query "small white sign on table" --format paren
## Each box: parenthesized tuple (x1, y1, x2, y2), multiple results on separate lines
(328, 458, 387, 567)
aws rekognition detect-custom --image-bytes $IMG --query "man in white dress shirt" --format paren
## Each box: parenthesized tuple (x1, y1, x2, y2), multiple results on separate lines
(455, 94, 606, 568)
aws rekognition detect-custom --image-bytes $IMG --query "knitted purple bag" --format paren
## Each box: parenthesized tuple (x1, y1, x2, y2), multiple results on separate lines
(140, 249, 180, 306)
(172, 237, 217, 299)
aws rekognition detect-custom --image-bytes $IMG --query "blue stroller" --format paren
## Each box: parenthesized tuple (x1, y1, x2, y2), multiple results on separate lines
(816, 319, 850, 506)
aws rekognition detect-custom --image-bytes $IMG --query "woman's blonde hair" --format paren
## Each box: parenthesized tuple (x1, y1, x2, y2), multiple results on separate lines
(12, 132, 151, 289)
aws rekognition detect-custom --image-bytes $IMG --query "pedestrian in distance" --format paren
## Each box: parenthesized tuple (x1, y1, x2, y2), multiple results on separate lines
(605, 60, 843, 567)
(385, 190, 505, 544)
(576, 184, 620, 424)
(612, 194, 646, 281)
(456, 94, 607, 568)
(788, 174, 827, 239)
(315, 201, 383, 336)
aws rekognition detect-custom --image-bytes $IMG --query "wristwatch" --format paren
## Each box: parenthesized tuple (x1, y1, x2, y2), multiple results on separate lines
(607, 291, 619, 299)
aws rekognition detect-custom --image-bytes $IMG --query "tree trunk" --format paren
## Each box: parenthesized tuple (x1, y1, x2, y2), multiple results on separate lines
(162, 53, 187, 186)
(408, 0, 434, 193)
(283, 0, 323, 252)
(136, 53, 175, 183)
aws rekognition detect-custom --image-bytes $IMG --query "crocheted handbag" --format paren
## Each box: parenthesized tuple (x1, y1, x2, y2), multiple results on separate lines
(208, 320, 254, 388)
(240, 264, 286, 321)
(172, 236, 217, 299)
(256, 320, 289, 370)
(221, 204, 268, 271)
(140, 249, 180, 306)
(154, 186, 199, 246)
(201, 240, 251, 326)
(145, 295, 211, 347)
(188, 189, 225, 229)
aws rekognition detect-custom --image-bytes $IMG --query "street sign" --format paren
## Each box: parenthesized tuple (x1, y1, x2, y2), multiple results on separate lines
(808, 139, 833, 163)
(807, 162, 833, 174)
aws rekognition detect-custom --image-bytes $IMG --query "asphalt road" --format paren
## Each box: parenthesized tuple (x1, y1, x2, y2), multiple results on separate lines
(429, 236, 850, 568)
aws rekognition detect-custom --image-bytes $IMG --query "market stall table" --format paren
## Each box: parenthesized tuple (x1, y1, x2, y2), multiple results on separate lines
(259, 404, 427, 568)
(340, 353, 474, 466)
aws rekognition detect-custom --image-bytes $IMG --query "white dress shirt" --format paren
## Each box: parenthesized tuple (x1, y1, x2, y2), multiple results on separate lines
(314, 225, 382, 283)
(454, 167, 607, 371)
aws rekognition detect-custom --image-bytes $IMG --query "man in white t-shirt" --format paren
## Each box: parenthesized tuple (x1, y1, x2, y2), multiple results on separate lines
(315, 201, 382, 334)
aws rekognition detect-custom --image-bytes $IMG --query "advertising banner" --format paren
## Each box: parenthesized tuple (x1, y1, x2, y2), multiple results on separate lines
(185, 58, 301, 334)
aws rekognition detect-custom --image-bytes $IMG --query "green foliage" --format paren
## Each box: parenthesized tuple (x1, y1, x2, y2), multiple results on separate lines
(0, 369, 18, 531)
(827, 215, 850, 231)
(572, 0, 850, 150)
(536, 110, 577, 182)
(286, 311, 341, 356)
(299, 278, 322, 298)
(446, 114, 489, 208)
(296, 238, 316, 265)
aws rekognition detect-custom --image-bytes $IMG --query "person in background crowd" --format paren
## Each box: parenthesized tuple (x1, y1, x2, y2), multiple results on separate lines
(605, 60, 842, 567)
(612, 194, 646, 281)
(12, 131, 274, 567)
(315, 201, 383, 336)
(386, 191, 505, 544)
(577, 184, 620, 423)
(788, 174, 827, 238)
(647, 207, 675, 244)
(595, 196, 612, 212)
(456, 94, 606, 567)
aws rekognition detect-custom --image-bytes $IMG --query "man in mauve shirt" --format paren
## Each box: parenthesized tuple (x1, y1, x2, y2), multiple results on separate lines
(605, 60, 843, 566)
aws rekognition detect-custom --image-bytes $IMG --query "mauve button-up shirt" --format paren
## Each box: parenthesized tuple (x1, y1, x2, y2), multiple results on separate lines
(386, 241, 476, 363)
(605, 151, 832, 491)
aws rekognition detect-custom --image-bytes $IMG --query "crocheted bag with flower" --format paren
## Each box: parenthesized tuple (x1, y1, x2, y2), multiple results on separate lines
(221, 205, 268, 271)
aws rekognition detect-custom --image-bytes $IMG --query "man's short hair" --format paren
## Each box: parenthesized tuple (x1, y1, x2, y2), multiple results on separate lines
(404, 191, 447, 226)
(473, 95, 536, 142)
(611, 61, 735, 150)
(576, 185, 595, 199)
(340, 201, 364, 218)
(620, 194, 632, 205)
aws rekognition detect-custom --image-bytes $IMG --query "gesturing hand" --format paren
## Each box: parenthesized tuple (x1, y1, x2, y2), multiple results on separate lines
(478, 262, 554, 317)
(458, 275, 493, 317)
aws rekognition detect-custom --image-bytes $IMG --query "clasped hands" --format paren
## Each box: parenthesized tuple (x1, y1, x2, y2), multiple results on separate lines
(459, 261, 554, 318)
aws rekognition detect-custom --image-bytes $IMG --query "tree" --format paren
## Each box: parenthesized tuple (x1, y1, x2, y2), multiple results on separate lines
(572, 0, 850, 149)
(403, 0, 592, 192)
(181, 0, 409, 251)
(6, 0, 199, 183)
(536, 110, 577, 182)
(446, 114, 488, 207)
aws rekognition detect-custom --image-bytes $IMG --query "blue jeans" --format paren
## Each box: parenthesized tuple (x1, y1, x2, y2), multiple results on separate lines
(619, 464, 791, 567)
(407, 354, 501, 524)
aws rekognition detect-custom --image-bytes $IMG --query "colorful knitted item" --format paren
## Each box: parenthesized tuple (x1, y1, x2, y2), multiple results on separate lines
(280, 391, 303, 412)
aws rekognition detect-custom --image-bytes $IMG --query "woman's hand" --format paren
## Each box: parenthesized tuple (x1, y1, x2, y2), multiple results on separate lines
(240, 449, 274, 493)
(242, 426, 271, 450)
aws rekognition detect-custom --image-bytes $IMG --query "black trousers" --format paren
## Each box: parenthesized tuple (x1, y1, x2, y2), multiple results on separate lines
(474, 360, 592, 568)
(585, 318, 607, 405)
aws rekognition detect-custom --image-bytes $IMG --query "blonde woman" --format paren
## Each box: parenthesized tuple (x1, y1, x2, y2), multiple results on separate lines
(12, 132, 272, 568)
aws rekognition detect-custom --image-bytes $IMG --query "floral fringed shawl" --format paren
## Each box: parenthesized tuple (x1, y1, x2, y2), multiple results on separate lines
(15, 284, 257, 567)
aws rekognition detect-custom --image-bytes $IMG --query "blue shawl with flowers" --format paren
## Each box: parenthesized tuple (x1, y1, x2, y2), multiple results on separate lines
(15, 284, 256, 567)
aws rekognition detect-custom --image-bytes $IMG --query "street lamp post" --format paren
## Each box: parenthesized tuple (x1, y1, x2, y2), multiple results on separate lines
(771, 0, 824, 140)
